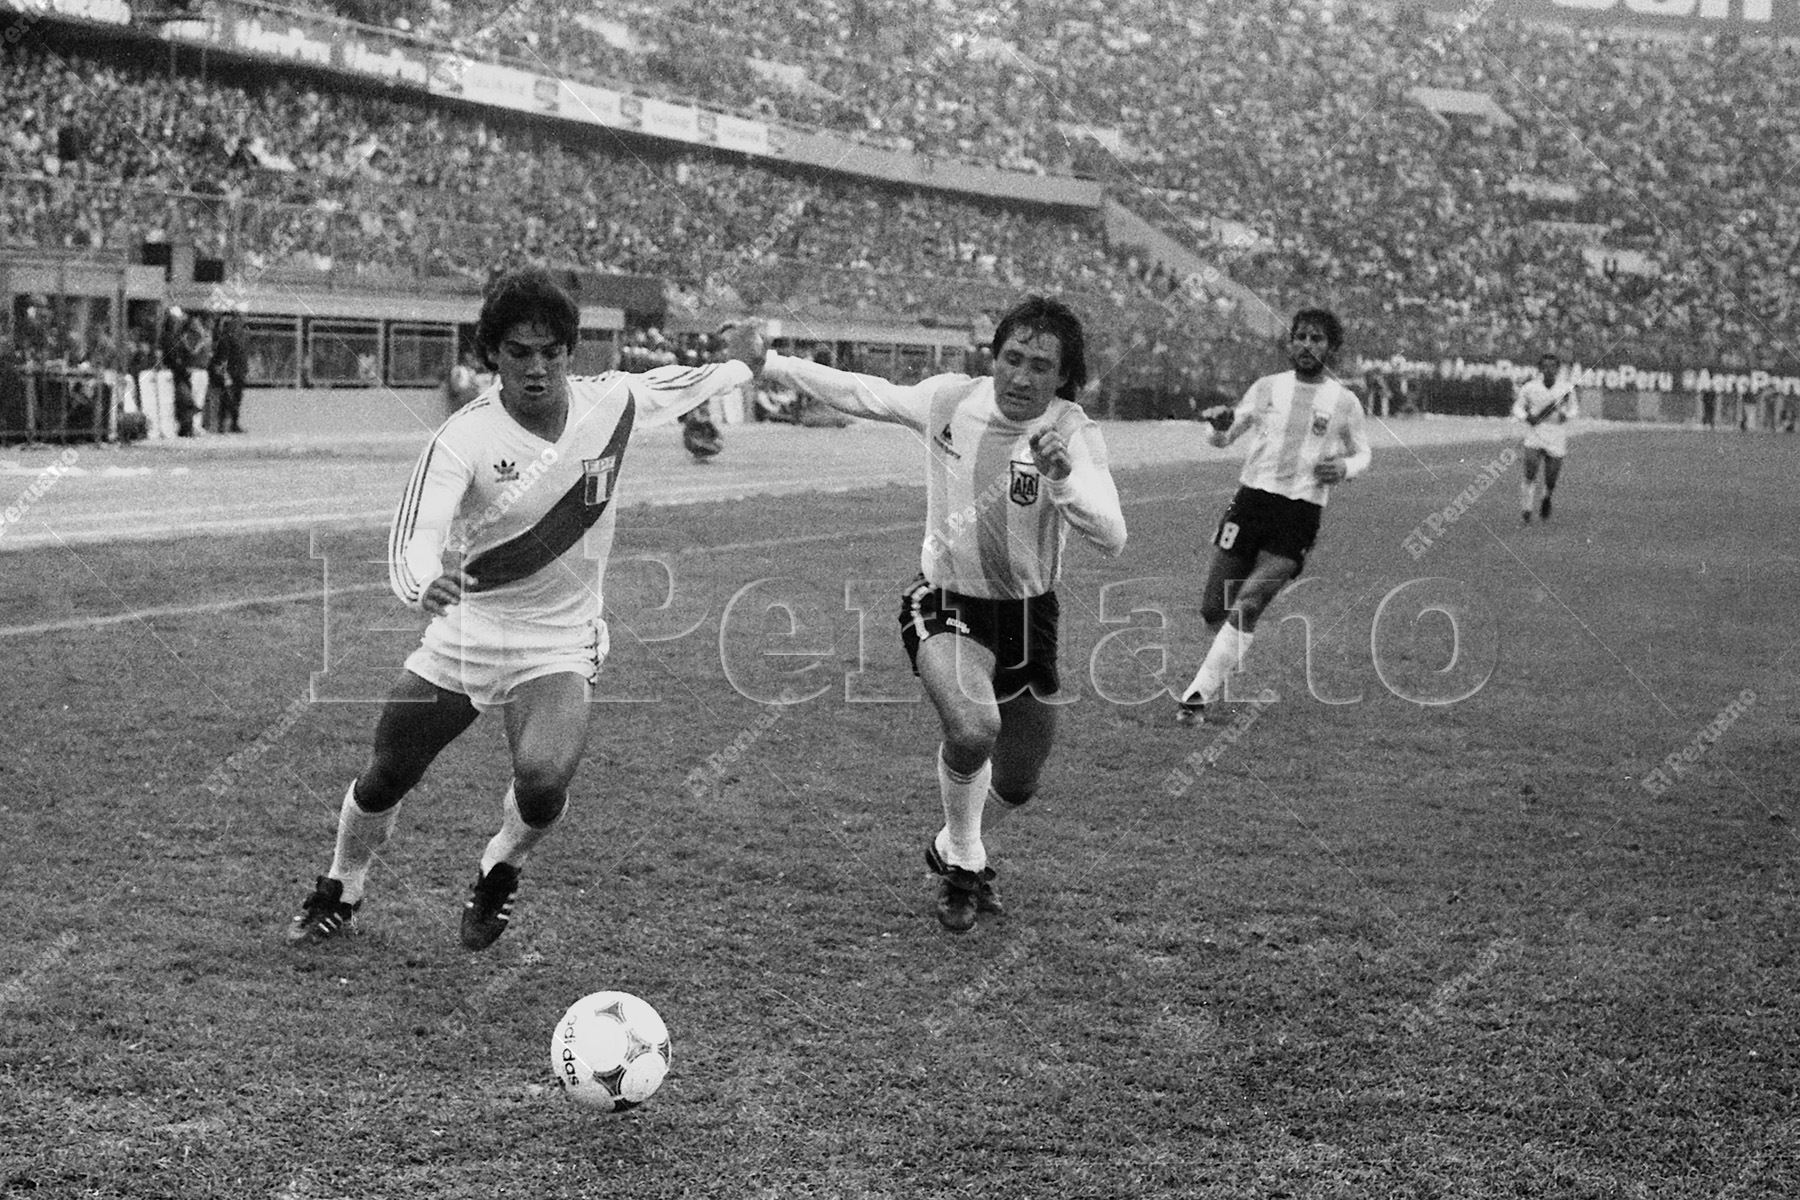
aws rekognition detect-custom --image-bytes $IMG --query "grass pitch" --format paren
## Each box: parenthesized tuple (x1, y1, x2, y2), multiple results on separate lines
(1, 428, 1794, 1199)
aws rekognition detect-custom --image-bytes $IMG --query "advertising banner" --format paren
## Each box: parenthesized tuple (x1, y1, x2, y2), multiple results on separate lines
(338, 40, 431, 88)
(1413, 0, 1800, 36)
(559, 79, 625, 128)
(222, 13, 335, 64)
(0, 0, 129, 23)
(453, 60, 556, 114)
(1365, 353, 1800, 396)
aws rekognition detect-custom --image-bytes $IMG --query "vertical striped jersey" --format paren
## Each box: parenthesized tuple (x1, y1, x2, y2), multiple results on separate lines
(1512, 373, 1578, 456)
(1231, 372, 1371, 507)
(760, 351, 1126, 599)
(389, 362, 752, 630)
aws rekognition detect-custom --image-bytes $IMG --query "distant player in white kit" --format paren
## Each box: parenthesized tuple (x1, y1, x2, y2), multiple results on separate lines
(746, 296, 1127, 932)
(1176, 308, 1371, 725)
(1512, 352, 1578, 523)
(287, 269, 758, 949)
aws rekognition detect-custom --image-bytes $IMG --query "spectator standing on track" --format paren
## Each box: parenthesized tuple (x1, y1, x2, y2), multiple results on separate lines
(211, 314, 249, 434)
(135, 323, 174, 441)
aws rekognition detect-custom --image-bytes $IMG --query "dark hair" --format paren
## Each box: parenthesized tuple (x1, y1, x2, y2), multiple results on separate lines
(1290, 307, 1345, 352)
(475, 269, 580, 369)
(991, 295, 1088, 400)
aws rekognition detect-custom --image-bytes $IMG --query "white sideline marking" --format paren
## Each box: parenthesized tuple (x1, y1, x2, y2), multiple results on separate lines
(0, 585, 389, 638)
(0, 460, 1460, 638)
(0, 469, 913, 551)
(0, 520, 922, 638)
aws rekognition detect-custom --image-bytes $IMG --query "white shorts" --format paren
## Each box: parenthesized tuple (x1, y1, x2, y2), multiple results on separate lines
(404, 609, 609, 712)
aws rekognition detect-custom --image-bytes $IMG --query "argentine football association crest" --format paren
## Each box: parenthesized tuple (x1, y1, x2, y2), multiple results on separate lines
(1009, 461, 1040, 506)
(1311, 411, 1331, 436)
(582, 455, 617, 506)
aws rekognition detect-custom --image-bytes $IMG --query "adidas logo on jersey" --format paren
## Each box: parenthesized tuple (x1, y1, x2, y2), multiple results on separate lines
(933, 423, 962, 459)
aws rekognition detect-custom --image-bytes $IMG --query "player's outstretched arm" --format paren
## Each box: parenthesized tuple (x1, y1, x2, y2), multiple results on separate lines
(630, 358, 756, 427)
(758, 349, 942, 432)
(717, 320, 768, 376)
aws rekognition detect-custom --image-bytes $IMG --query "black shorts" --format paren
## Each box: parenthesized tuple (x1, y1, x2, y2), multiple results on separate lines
(897, 575, 1060, 701)
(1520, 446, 1564, 479)
(1213, 486, 1323, 570)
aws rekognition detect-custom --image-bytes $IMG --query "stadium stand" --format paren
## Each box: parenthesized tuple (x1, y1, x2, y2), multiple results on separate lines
(4, 0, 1797, 435)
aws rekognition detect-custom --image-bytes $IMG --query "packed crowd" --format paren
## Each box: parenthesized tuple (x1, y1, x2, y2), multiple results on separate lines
(283, 0, 1800, 369)
(1, 34, 1240, 393)
(0, 43, 1141, 297)
(7, 0, 1795, 388)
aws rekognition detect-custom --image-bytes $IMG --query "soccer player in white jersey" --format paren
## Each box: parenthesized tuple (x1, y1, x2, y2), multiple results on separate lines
(287, 269, 756, 949)
(744, 296, 1127, 932)
(1176, 308, 1371, 725)
(1512, 352, 1578, 523)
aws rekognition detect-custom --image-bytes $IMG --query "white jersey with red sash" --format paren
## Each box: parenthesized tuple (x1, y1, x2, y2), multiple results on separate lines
(1512, 373, 1578, 456)
(759, 351, 1126, 599)
(389, 362, 751, 634)
(1233, 371, 1371, 507)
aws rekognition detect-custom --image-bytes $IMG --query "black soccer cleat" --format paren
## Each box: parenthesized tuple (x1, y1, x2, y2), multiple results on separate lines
(924, 842, 1002, 928)
(1539, 495, 1553, 520)
(1521, 511, 1531, 525)
(286, 875, 360, 945)
(1175, 685, 1210, 726)
(460, 862, 520, 951)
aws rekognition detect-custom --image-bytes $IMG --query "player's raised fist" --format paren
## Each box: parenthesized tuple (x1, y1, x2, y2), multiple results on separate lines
(1029, 428, 1073, 481)
(717, 320, 768, 374)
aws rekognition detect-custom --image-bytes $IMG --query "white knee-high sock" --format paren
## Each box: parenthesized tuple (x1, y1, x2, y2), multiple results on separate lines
(329, 780, 400, 904)
(1182, 624, 1256, 705)
(1520, 478, 1537, 514)
(934, 749, 991, 873)
(481, 784, 560, 874)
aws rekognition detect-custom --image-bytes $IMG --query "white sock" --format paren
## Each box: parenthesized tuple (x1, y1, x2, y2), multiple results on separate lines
(328, 780, 399, 905)
(480, 784, 560, 875)
(1183, 625, 1256, 705)
(935, 750, 991, 873)
(1521, 479, 1535, 514)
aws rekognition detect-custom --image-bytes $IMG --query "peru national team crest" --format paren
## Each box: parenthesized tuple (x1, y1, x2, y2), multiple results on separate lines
(1009, 461, 1040, 506)
(582, 455, 617, 506)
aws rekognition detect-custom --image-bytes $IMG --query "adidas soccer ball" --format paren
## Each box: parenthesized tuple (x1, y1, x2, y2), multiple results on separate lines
(550, 990, 671, 1112)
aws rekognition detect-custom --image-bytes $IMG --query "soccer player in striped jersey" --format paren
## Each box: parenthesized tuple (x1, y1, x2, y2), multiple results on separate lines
(747, 296, 1127, 932)
(1512, 352, 1578, 523)
(1175, 308, 1370, 725)
(287, 269, 756, 949)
